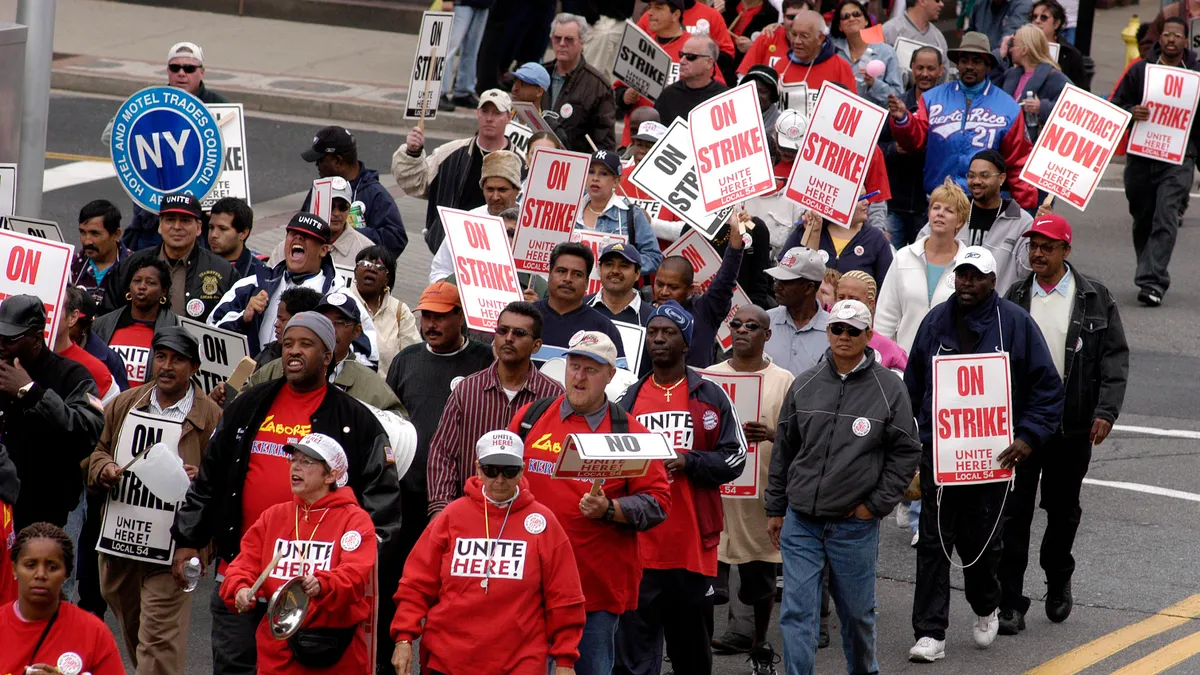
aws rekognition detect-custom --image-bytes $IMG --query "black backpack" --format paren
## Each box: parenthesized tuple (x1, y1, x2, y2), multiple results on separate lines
(515, 396, 630, 439)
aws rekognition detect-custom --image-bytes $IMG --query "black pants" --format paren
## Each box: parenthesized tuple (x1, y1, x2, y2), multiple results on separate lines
(210, 580, 266, 675)
(999, 432, 1092, 613)
(615, 568, 715, 675)
(475, 0, 557, 92)
(76, 491, 108, 618)
(1124, 154, 1194, 295)
(912, 461, 1007, 641)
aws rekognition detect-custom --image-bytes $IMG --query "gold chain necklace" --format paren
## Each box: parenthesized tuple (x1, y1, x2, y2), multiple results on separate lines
(651, 375, 687, 402)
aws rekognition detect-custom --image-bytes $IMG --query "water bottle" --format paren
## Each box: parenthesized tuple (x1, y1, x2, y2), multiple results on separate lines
(182, 556, 202, 593)
(348, 201, 366, 230)
(1023, 90, 1039, 140)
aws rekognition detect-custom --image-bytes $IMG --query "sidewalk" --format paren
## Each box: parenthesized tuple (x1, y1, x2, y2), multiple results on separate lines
(2, 0, 1155, 129)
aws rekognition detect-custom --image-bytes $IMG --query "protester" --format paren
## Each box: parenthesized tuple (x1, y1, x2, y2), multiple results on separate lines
(778, 194, 894, 284)
(208, 197, 267, 279)
(72, 199, 130, 305)
(880, 46, 943, 247)
(887, 33, 1037, 210)
(543, 13, 618, 153)
(172, 311, 402, 675)
(429, 149, 526, 283)
(736, 0, 811, 77)
(0, 447, 16, 605)
(1111, 16, 1200, 307)
(579, 2, 629, 82)
(1137, 0, 1196, 57)
(533, 242, 628, 364)
(587, 242, 653, 326)
(768, 299, 920, 675)
(764, 247, 831, 375)
(252, 287, 322, 370)
(615, 302, 747, 675)
(883, 0, 948, 56)
(946, 151, 1034, 293)
(391, 430, 587, 675)
(55, 288, 118, 403)
(997, 24, 1070, 143)
(395, 89, 521, 253)
(350, 246, 420, 375)
(509, 331, 669, 675)
(87, 327, 218, 675)
(709, 305, 794, 670)
(614, 0, 695, 147)
(998, 215, 1129, 634)
(74, 289, 131, 394)
(94, 259, 182, 388)
(271, 177, 374, 268)
(102, 193, 238, 322)
(905, 247, 1064, 662)
(299, 126, 407, 254)
(724, 0, 781, 74)
(774, 10, 857, 91)
(636, 0, 737, 81)
(512, 61, 550, 107)
(437, 0, 491, 110)
(1030, 0, 1086, 86)
(653, 34, 728, 127)
(972, 0, 1033, 62)
(623, 119, 666, 167)
(529, 129, 565, 161)
(0, 523, 123, 675)
(577, 150, 663, 273)
(830, 0, 904, 105)
(743, 64, 783, 136)
(755, 120, 807, 253)
(835, 270, 909, 370)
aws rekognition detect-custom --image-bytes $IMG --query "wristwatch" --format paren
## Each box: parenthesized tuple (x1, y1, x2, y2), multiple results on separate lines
(603, 500, 616, 521)
(15, 382, 33, 399)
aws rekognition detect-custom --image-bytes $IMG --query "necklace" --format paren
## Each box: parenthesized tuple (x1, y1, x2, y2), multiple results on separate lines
(651, 375, 687, 402)
(295, 502, 331, 541)
(586, 202, 607, 215)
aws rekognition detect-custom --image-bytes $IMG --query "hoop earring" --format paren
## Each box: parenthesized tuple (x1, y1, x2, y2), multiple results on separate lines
(160, 296, 168, 305)
(126, 292, 132, 301)
(383, 286, 391, 296)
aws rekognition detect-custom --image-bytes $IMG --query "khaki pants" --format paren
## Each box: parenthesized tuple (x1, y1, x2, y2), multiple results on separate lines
(99, 553, 193, 675)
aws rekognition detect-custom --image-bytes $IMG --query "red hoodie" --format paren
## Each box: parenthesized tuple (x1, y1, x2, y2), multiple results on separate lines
(392, 477, 586, 674)
(0, 601, 124, 675)
(220, 488, 376, 675)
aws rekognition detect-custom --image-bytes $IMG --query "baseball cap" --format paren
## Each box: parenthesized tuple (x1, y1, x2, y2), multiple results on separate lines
(743, 65, 780, 104)
(287, 212, 332, 244)
(151, 326, 201, 363)
(158, 193, 203, 219)
(329, 176, 353, 206)
(513, 62, 551, 90)
(953, 246, 998, 275)
(632, 121, 669, 144)
(476, 430, 525, 467)
(599, 242, 640, 266)
(828, 299, 872, 330)
(302, 126, 356, 162)
(0, 295, 46, 337)
(590, 149, 622, 176)
(776, 109, 808, 151)
(566, 330, 618, 367)
(478, 89, 514, 114)
(648, 300, 695, 345)
(286, 433, 349, 488)
(659, 0, 686, 11)
(1022, 214, 1073, 244)
(284, 311, 337, 353)
(415, 281, 462, 314)
(316, 291, 363, 324)
(767, 247, 825, 282)
(167, 42, 204, 64)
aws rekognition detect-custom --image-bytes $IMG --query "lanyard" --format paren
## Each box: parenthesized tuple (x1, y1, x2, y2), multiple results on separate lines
(480, 494, 516, 594)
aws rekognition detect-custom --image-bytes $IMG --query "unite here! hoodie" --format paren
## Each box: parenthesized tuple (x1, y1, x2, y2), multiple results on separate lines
(391, 477, 587, 675)
(219, 488, 377, 674)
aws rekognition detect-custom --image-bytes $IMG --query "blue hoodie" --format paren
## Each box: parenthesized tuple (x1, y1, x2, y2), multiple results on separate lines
(301, 162, 408, 255)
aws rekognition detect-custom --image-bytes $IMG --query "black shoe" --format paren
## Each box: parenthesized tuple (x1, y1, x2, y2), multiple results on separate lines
(998, 608, 1026, 635)
(711, 631, 752, 654)
(818, 625, 830, 648)
(1138, 289, 1163, 307)
(748, 642, 781, 675)
(437, 95, 455, 112)
(1046, 580, 1073, 623)
(451, 92, 480, 108)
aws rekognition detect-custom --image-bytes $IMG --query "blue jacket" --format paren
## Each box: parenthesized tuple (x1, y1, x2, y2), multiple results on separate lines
(579, 196, 663, 273)
(903, 290, 1064, 449)
(301, 163, 408, 255)
(779, 222, 894, 286)
(996, 62, 1070, 141)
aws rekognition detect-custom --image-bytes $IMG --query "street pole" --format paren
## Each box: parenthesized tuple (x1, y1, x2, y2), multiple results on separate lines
(1076, 0, 1096, 55)
(15, 0, 55, 219)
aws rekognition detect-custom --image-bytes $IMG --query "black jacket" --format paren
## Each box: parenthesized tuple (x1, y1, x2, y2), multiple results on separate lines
(653, 79, 729, 128)
(1112, 45, 1200, 158)
(93, 305, 181, 344)
(172, 379, 403, 564)
(541, 57, 618, 153)
(100, 243, 239, 322)
(879, 88, 928, 216)
(1005, 264, 1128, 437)
(5, 346, 105, 530)
(1056, 39, 1087, 90)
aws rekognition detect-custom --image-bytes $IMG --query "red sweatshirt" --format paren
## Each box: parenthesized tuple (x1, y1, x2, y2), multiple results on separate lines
(0, 600, 124, 675)
(737, 28, 790, 75)
(508, 397, 672, 613)
(220, 488, 376, 675)
(392, 477, 586, 674)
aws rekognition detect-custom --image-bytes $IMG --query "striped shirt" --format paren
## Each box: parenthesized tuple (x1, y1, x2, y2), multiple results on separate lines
(425, 362, 564, 514)
(148, 386, 194, 422)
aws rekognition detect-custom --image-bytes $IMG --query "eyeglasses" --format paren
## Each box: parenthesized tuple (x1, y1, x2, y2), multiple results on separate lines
(356, 259, 387, 272)
(0, 330, 32, 346)
(480, 465, 521, 479)
(728, 320, 763, 331)
(168, 64, 200, 74)
(330, 318, 356, 329)
(551, 35, 578, 44)
(679, 52, 710, 62)
(289, 454, 323, 468)
(840, 10, 864, 19)
(966, 171, 1003, 180)
(1028, 241, 1065, 254)
(332, 201, 350, 212)
(829, 324, 864, 337)
(495, 325, 531, 338)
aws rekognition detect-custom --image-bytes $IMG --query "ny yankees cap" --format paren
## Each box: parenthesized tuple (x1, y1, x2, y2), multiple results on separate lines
(591, 149, 622, 176)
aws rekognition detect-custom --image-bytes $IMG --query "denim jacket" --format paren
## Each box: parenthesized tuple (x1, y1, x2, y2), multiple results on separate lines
(576, 194, 663, 273)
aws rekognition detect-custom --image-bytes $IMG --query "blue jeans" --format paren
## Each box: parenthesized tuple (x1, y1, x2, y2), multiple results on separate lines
(908, 500, 921, 534)
(577, 610, 619, 675)
(779, 510, 879, 675)
(885, 211, 923, 248)
(442, 5, 489, 98)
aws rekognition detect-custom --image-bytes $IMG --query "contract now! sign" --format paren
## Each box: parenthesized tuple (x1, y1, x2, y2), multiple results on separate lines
(1127, 65, 1200, 165)
(689, 83, 774, 212)
(931, 353, 1014, 486)
(439, 206, 523, 332)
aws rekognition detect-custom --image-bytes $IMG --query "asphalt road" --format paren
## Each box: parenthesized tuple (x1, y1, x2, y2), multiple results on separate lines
(39, 91, 1200, 675)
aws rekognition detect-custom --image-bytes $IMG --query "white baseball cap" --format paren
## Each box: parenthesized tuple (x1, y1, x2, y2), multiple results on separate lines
(632, 121, 669, 144)
(329, 176, 353, 205)
(566, 330, 618, 367)
(287, 433, 349, 488)
(953, 246, 997, 275)
(828, 299, 872, 330)
(476, 430, 525, 467)
(776, 109, 808, 150)
(478, 89, 514, 114)
(767, 247, 826, 282)
(167, 42, 204, 65)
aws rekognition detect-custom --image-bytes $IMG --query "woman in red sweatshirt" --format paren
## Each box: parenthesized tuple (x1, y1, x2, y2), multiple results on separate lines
(391, 430, 586, 675)
(220, 433, 376, 674)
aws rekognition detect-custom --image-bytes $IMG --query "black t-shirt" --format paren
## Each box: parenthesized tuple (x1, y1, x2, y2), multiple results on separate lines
(967, 200, 1004, 246)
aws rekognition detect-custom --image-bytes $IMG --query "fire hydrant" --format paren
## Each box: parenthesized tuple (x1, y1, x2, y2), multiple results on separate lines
(1122, 15, 1141, 67)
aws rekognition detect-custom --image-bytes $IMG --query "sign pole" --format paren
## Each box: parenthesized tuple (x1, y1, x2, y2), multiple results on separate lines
(418, 44, 438, 132)
(14, 0, 56, 218)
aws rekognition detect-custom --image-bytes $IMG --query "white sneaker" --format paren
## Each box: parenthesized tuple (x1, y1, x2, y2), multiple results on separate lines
(910, 531, 919, 547)
(894, 502, 910, 528)
(909, 637, 946, 662)
(974, 609, 999, 648)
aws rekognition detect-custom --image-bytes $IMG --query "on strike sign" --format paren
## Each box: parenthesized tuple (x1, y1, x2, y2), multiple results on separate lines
(0, 230, 74, 344)
(613, 21, 672, 101)
(689, 83, 774, 212)
(512, 148, 590, 275)
(932, 353, 1014, 486)
(1127, 65, 1200, 165)
(1018, 85, 1130, 210)
(628, 119, 732, 239)
(699, 370, 762, 498)
(439, 206, 523, 332)
(785, 82, 886, 227)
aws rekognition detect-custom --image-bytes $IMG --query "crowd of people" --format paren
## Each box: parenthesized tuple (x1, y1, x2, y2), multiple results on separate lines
(8, 0, 1186, 672)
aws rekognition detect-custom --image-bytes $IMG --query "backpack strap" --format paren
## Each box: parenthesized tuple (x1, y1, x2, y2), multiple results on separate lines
(608, 400, 630, 434)
(516, 396, 559, 442)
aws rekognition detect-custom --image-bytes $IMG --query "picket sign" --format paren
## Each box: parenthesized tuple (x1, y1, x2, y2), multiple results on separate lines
(1127, 65, 1200, 165)
(511, 148, 591, 275)
(439, 206, 523, 332)
(201, 104, 251, 210)
(688, 83, 775, 213)
(698, 370, 762, 498)
(612, 320, 647, 375)
(405, 12, 455, 121)
(179, 318, 251, 394)
(0, 229, 73, 344)
(931, 353, 1014, 486)
(780, 84, 818, 117)
(894, 37, 926, 73)
(505, 121, 534, 158)
(512, 101, 552, 133)
(553, 433, 676, 481)
(612, 21, 672, 101)
(0, 164, 14, 218)
(2, 216, 64, 242)
(310, 178, 335, 224)
(627, 119, 732, 240)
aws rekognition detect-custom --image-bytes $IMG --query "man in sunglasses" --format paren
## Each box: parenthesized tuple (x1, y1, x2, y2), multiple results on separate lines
(997, 215, 1127, 635)
(768, 298, 920, 675)
(653, 35, 727, 128)
(166, 41, 226, 104)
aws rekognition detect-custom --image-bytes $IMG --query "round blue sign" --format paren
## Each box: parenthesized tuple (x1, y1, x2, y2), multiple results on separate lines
(109, 86, 224, 214)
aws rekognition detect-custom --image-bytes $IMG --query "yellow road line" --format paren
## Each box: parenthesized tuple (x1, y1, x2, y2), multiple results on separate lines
(1108, 631, 1200, 674)
(45, 151, 108, 162)
(1025, 594, 1200, 675)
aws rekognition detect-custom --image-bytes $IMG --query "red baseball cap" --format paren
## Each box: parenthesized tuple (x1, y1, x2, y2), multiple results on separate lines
(1022, 214, 1072, 244)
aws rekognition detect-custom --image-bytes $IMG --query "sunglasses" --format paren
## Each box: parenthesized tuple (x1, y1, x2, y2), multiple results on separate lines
(480, 464, 521, 479)
(495, 325, 531, 338)
(829, 324, 864, 337)
(840, 10, 864, 19)
(679, 52, 710, 62)
(728, 320, 763, 331)
(168, 64, 200, 74)
(356, 259, 388, 272)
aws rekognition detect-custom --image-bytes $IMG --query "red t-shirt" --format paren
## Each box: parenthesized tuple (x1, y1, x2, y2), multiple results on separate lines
(633, 384, 715, 576)
(737, 28, 790, 75)
(109, 322, 155, 387)
(61, 343, 113, 396)
(0, 601, 124, 675)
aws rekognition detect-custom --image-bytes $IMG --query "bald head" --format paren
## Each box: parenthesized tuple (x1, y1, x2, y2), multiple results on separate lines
(791, 10, 827, 61)
(630, 106, 661, 135)
(680, 35, 718, 85)
(729, 304, 772, 360)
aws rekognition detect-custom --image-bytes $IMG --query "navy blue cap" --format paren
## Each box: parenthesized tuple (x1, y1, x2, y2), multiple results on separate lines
(315, 291, 362, 324)
(599, 242, 640, 267)
(649, 300, 694, 345)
